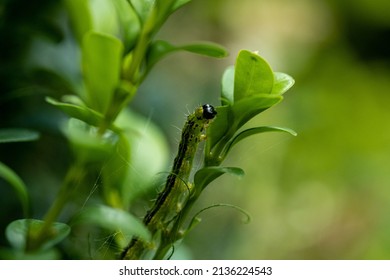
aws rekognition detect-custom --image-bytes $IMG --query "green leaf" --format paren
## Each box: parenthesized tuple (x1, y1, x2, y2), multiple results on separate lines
(221, 66, 235, 106)
(206, 105, 233, 153)
(194, 166, 244, 191)
(89, 0, 120, 37)
(101, 133, 131, 208)
(223, 126, 297, 157)
(63, 118, 117, 162)
(72, 205, 151, 242)
(129, 0, 155, 23)
(234, 50, 274, 101)
(146, 40, 228, 73)
(6, 219, 70, 251)
(0, 162, 30, 217)
(112, 0, 141, 51)
(115, 108, 169, 204)
(0, 128, 39, 144)
(179, 42, 228, 58)
(271, 72, 295, 95)
(231, 94, 283, 130)
(82, 32, 124, 113)
(64, 0, 93, 43)
(46, 97, 107, 129)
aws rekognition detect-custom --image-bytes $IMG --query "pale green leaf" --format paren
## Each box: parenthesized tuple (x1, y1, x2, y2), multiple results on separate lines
(82, 32, 123, 113)
(6, 219, 70, 251)
(221, 66, 235, 105)
(72, 205, 151, 242)
(272, 72, 295, 95)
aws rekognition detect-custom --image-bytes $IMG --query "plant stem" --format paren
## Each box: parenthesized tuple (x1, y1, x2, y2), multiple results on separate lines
(26, 159, 86, 251)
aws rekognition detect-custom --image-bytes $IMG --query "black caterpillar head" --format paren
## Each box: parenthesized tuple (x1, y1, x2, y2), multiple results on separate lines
(202, 104, 217, 120)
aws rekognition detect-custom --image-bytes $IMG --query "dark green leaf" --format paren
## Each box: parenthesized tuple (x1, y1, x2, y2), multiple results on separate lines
(82, 32, 123, 113)
(0, 128, 39, 143)
(221, 66, 235, 105)
(6, 219, 70, 251)
(0, 162, 29, 217)
(272, 72, 295, 95)
(72, 205, 150, 242)
(223, 126, 297, 157)
(234, 50, 274, 101)
(194, 166, 244, 191)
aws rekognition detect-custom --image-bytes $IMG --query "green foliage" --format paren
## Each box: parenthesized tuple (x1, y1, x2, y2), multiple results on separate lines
(71, 205, 150, 245)
(0, 0, 294, 260)
(6, 219, 70, 252)
(205, 50, 295, 166)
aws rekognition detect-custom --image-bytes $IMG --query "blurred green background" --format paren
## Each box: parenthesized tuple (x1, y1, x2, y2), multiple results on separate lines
(1, 0, 390, 259)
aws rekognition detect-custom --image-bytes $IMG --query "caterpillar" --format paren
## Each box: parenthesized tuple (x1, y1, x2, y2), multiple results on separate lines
(121, 104, 217, 259)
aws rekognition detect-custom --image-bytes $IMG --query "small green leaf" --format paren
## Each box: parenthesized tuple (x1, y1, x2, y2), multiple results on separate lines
(146, 40, 227, 73)
(82, 32, 124, 113)
(221, 66, 235, 106)
(231, 94, 283, 130)
(271, 72, 295, 95)
(72, 205, 151, 242)
(6, 219, 70, 251)
(0, 162, 30, 217)
(46, 97, 107, 129)
(194, 166, 244, 191)
(223, 126, 297, 157)
(234, 50, 274, 101)
(179, 42, 228, 58)
(0, 128, 39, 144)
(146, 40, 174, 69)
